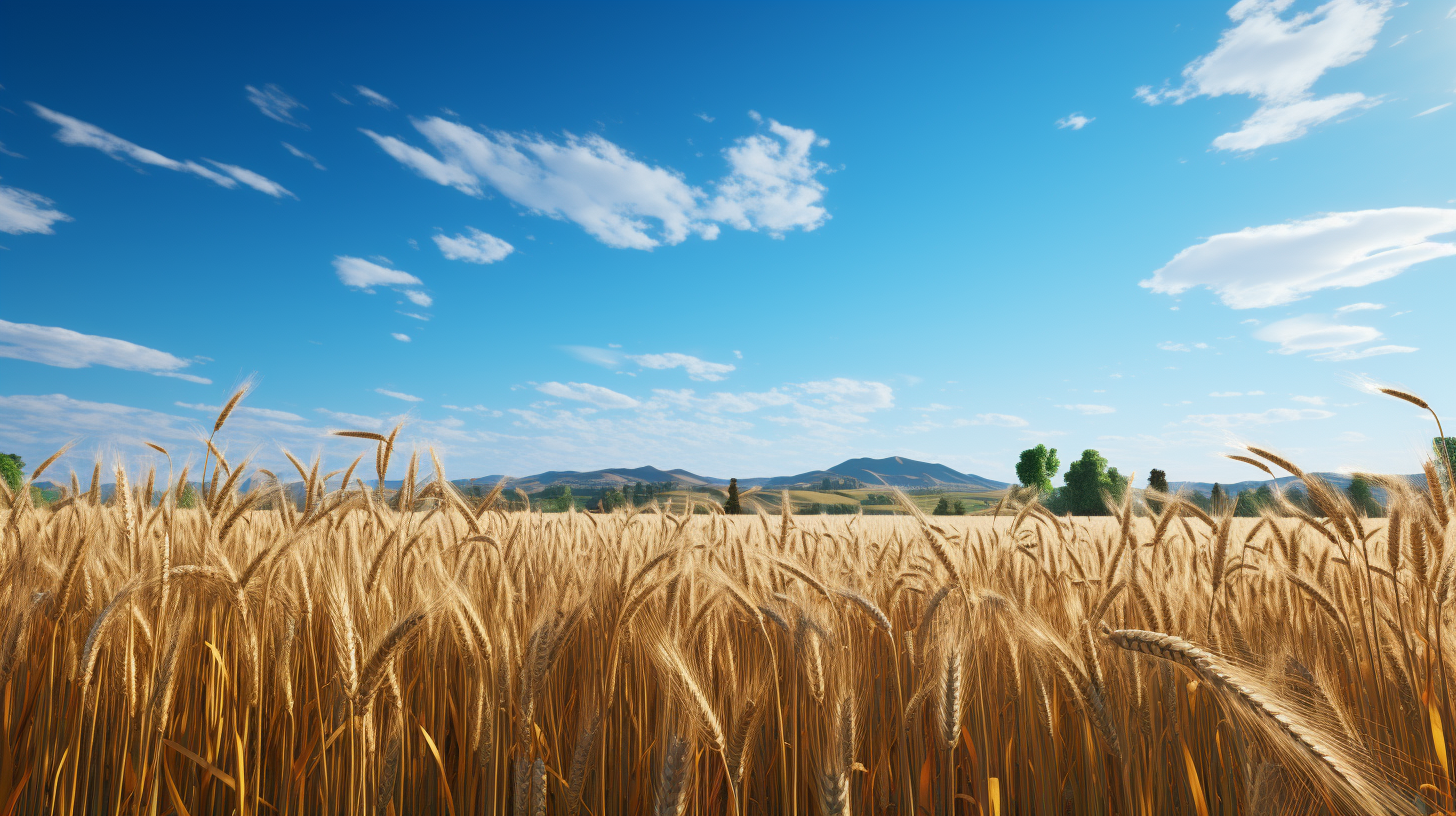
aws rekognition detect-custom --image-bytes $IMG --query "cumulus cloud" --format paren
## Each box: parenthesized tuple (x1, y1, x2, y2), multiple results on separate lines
(355, 85, 396, 109)
(434, 228, 515, 264)
(1142, 208, 1456, 309)
(366, 112, 829, 249)
(1136, 0, 1390, 150)
(30, 103, 287, 197)
(0, 319, 210, 383)
(245, 84, 307, 128)
(1055, 113, 1093, 130)
(626, 352, 735, 381)
(537, 382, 640, 409)
(282, 142, 325, 170)
(1157, 341, 1191, 352)
(1057, 404, 1116, 415)
(0, 183, 71, 234)
(1184, 407, 1335, 427)
(374, 388, 422, 402)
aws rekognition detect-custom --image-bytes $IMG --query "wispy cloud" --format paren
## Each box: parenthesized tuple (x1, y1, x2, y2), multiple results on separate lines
(175, 401, 303, 421)
(1055, 112, 1093, 130)
(1335, 301, 1384, 313)
(626, 352, 735, 381)
(1415, 102, 1452, 117)
(434, 228, 514, 264)
(1209, 391, 1264, 397)
(282, 142, 325, 170)
(537, 381, 640, 409)
(0, 319, 209, 383)
(391, 333, 410, 343)
(1292, 395, 1326, 405)
(365, 112, 830, 249)
(1184, 407, 1334, 428)
(30, 103, 287, 197)
(1253, 314, 1415, 360)
(1142, 208, 1456, 309)
(374, 388, 421, 402)
(1136, 0, 1389, 150)
(355, 85, 396, 109)
(1057, 404, 1115, 415)
(0, 182, 71, 235)
(955, 413, 1029, 427)
(245, 84, 307, 128)
(332, 256, 431, 307)
(1157, 341, 1190, 352)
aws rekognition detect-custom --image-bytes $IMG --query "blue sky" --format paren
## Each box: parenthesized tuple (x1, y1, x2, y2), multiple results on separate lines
(2, 0, 1454, 484)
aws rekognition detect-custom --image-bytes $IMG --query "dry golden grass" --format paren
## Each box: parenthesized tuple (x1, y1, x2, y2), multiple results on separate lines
(2, 394, 1455, 814)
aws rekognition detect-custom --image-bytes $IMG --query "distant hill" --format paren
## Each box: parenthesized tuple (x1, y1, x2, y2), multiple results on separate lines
(1169, 472, 1425, 500)
(824, 456, 1009, 491)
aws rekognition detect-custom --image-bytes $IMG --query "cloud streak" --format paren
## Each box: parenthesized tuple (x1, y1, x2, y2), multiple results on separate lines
(0, 183, 71, 235)
(0, 319, 210, 383)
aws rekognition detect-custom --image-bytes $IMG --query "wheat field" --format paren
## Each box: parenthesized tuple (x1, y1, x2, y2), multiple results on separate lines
(1, 395, 1454, 815)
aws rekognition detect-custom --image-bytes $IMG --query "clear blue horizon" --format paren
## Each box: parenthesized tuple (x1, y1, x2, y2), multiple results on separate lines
(2, 1, 1454, 486)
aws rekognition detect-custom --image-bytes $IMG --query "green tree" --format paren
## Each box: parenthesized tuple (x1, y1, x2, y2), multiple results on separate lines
(1210, 483, 1226, 515)
(0, 453, 23, 496)
(724, 478, 742, 514)
(1435, 437, 1456, 490)
(952, 500, 966, 515)
(177, 482, 198, 508)
(1062, 449, 1111, 516)
(1015, 445, 1061, 493)
(1346, 475, 1381, 518)
(1104, 467, 1129, 505)
(933, 496, 951, 515)
(821, 477, 832, 491)
(1233, 489, 1261, 517)
(1147, 469, 1169, 514)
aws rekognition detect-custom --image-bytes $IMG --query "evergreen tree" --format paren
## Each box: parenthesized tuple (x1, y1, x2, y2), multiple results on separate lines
(1210, 483, 1226, 515)
(1147, 469, 1169, 514)
(177, 482, 198, 508)
(1435, 437, 1456, 490)
(933, 496, 951, 515)
(724, 478, 742, 514)
(821, 477, 832, 491)
(1234, 489, 1260, 517)
(952, 500, 966, 515)
(1015, 445, 1060, 493)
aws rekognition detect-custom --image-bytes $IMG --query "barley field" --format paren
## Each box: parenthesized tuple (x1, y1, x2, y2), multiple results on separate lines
(2, 398, 1454, 815)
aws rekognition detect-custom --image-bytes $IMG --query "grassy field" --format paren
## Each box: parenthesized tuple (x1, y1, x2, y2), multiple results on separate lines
(0, 392, 1451, 815)
(659, 487, 1006, 516)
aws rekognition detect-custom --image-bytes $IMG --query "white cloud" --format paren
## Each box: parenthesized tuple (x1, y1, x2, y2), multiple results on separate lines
(333, 256, 432, 306)
(375, 388, 422, 402)
(1055, 113, 1094, 130)
(1309, 343, 1417, 361)
(915, 403, 954, 412)
(1292, 394, 1326, 404)
(626, 352, 736, 381)
(1415, 103, 1452, 117)
(391, 333, 410, 342)
(355, 85, 396, 109)
(398, 311, 430, 321)
(1057, 404, 1116, 415)
(1184, 407, 1335, 427)
(205, 160, 294, 198)
(360, 129, 481, 194)
(1211, 92, 1371, 151)
(563, 346, 624, 369)
(1255, 314, 1380, 354)
(696, 112, 715, 123)
(245, 84, 306, 128)
(704, 116, 830, 237)
(957, 413, 1029, 427)
(1137, 0, 1390, 150)
(30, 103, 282, 195)
(282, 142, 325, 170)
(0, 183, 71, 235)
(1335, 301, 1384, 312)
(1209, 391, 1243, 397)
(175, 401, 303, 421)
(1142, 208, 1456, 309)
(433, 228, 515, 264)
(537, 382, 640, 409)
(1158, 341, 1191, 352)
(367, 113, 830, 249)
(315, 408, 384, 430)
(0, 319, 209, 383)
